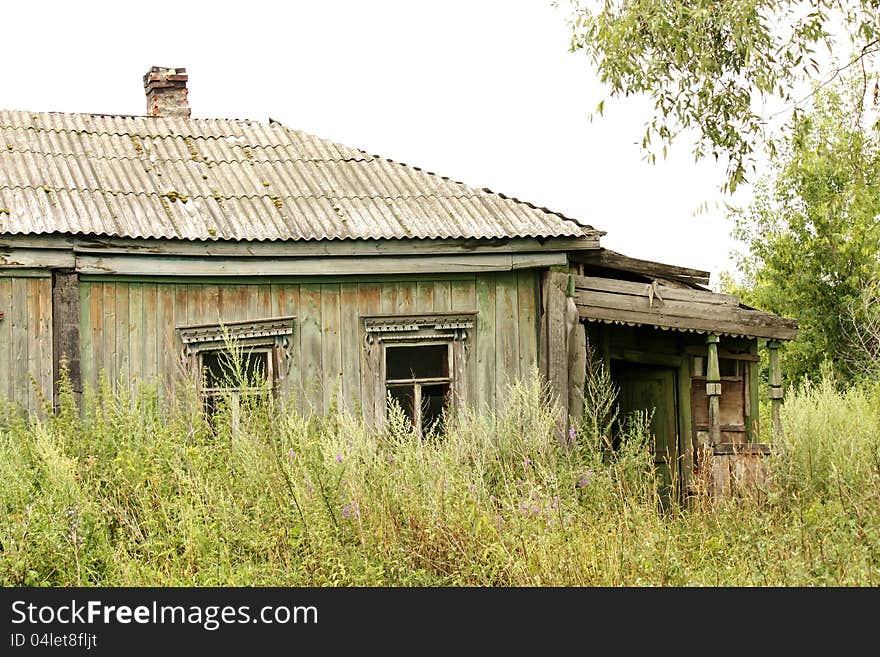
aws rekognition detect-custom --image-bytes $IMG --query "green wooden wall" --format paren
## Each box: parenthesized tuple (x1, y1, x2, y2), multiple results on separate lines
(77, 271, 539, 417)
(0, 272, 54, 412)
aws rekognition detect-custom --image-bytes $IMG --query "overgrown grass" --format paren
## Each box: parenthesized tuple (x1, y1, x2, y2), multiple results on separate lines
(1, 370, 878, 586)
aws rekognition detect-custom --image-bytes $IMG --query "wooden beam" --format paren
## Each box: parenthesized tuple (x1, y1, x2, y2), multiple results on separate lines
(570, 249, 710, 286)
(706, 335, 722, 446)
(0, 234, 599, 257)
(768, 340, 783, 442)
(0, 248, 75, 269)
(578, 304, 798, 341)
(74, 252, 568, 277)
(541, 270, 569, 439)
(51, 270, 82, 407)
(574, 274, 739, 306)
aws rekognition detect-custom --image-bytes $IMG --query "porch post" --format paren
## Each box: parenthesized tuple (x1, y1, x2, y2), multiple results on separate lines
(706, 334, 722, 446)
(768, 340, 783, 441)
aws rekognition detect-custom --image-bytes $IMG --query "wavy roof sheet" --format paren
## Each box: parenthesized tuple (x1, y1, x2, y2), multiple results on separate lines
(0, 110, 595, 242)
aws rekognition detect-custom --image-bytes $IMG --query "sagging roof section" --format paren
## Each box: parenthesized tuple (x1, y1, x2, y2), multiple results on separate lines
(0, 110, 597, 243)
(574, 274, 798, 341)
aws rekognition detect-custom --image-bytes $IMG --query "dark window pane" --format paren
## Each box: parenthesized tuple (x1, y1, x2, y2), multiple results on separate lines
(202, 350, 267, 388)
(385, 344, 449, 380)
(421, 383, 450, 434)
(719, 359, 739, 377)
(388, 385, 415, 425)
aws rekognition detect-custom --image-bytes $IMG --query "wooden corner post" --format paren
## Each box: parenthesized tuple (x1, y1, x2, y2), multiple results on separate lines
(705, 334, 721, 446)
(540, 269, 570, 441)
(768, 340, 783, 441)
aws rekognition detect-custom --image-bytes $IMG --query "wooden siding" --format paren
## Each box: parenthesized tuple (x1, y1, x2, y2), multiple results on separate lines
(0, 273, 53, 412)
(77, 271, 540, 417)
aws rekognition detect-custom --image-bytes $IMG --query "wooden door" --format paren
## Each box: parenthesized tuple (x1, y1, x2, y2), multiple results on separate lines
(613, 363, 680, 503)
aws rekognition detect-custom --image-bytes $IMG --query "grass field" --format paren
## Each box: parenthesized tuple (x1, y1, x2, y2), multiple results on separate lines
(1, 371, 878, 586)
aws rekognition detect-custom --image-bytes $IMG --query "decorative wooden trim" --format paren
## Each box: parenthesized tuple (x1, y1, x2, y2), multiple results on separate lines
(361, 312, 475, 428)
(178, 316, 296, 346)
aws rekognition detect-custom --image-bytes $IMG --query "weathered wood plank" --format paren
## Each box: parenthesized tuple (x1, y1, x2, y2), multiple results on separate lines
(543, 271, 569, 432)
(358, 283, 382, 424)
(573, 274, 739, 306)
(52, 272, 82, 405)
(102, 284, 117, 391)
(25, 279, 39, 412)
(11, 278, 28, 408)
(128, 283, 143, 391)
(115, 284, 130, 391)
(74, 253, 568, 276)
(450, 277, 477, 408)
(416, 281, 435, 313)
(576, 302, 798, 340)
(300, 284, 323, 415)
(433, 280, 451, 312)
(0, 248, 74, 269)
(516, 270, 538, 380)
(321, 284, 342, 415)
(36, 278, 53, 408)
(142, 283, 158, 386)
(0, 277, 12, 402)
(495, 271, 518, 411)
(571, 249, 710, 285)
(340, 282, 360, 415)
(275, 283, 301, 409)
(475, 274, 496, 414)
(398, 281, 417, 314)
(156, 284, 175, 395)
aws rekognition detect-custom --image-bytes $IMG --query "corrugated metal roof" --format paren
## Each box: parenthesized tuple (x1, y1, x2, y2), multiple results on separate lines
(0, 110, 596, 242)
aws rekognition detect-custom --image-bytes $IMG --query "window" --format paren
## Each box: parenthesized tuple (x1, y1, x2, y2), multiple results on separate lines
(362, 313, 474, 433)
(199, 347, 272, 421)
(385, 343, 452, 434)
(177, 316, 295, 428)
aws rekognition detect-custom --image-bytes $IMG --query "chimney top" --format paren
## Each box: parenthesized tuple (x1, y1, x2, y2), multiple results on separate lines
(143, 66, 190, 118)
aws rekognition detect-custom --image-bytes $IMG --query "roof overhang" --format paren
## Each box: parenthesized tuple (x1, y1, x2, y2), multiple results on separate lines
(574, 274, 798, 341)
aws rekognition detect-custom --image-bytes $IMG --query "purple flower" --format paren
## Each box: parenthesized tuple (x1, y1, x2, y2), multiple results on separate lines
(523, 457, 531, 467)
(576, 470, 595, 489)
(341, 501, 359, 520)
(286, 449, 297, 460)
(386, 454, 395, 464)
(335, 454, 344, 464)
(568, 427, 577, 443)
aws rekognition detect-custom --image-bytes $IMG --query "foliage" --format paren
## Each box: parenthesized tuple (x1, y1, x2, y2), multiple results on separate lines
(565, 0, 880, 191)
(726, 77, 880, 384)
(2, 368, 879, 586)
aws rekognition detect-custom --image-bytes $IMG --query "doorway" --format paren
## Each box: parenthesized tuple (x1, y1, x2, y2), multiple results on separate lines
(611, 362, 681, 503)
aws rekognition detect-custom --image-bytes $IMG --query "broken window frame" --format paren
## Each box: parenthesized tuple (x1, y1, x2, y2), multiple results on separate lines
(362, 312, 475, 433)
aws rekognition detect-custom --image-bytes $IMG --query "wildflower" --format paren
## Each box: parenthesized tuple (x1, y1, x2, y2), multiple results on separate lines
(568, 426, 577, 445)
(341, 501, 359, 520)
(335, 453, 344, 464)
(286, 449, 297, 460)
(386, 454, 395, 464)
(523, 456, 531, 467)
(576, 470, 595, 489)
(489, 495, 495, 503)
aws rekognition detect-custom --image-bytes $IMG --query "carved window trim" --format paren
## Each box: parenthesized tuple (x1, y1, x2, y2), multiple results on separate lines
(362, 312, 474, 430)
(177, 316, 296, 398)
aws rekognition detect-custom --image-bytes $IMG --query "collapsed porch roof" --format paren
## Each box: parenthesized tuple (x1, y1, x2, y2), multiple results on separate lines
(573, 274, 798, 341)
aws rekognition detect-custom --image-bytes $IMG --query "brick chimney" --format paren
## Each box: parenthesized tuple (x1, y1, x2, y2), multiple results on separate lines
(143, 66, 190, 118)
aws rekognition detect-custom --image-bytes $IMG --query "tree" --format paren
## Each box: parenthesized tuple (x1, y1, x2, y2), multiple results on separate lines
(727, 78, 880, 383)
(566, 0, 880, 191)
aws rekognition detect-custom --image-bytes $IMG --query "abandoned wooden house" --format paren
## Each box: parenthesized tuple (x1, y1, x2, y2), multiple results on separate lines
(0, 67, 797, 497)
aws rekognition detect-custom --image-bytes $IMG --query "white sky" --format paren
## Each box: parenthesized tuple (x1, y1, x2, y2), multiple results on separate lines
(1, 0, 750, 283)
